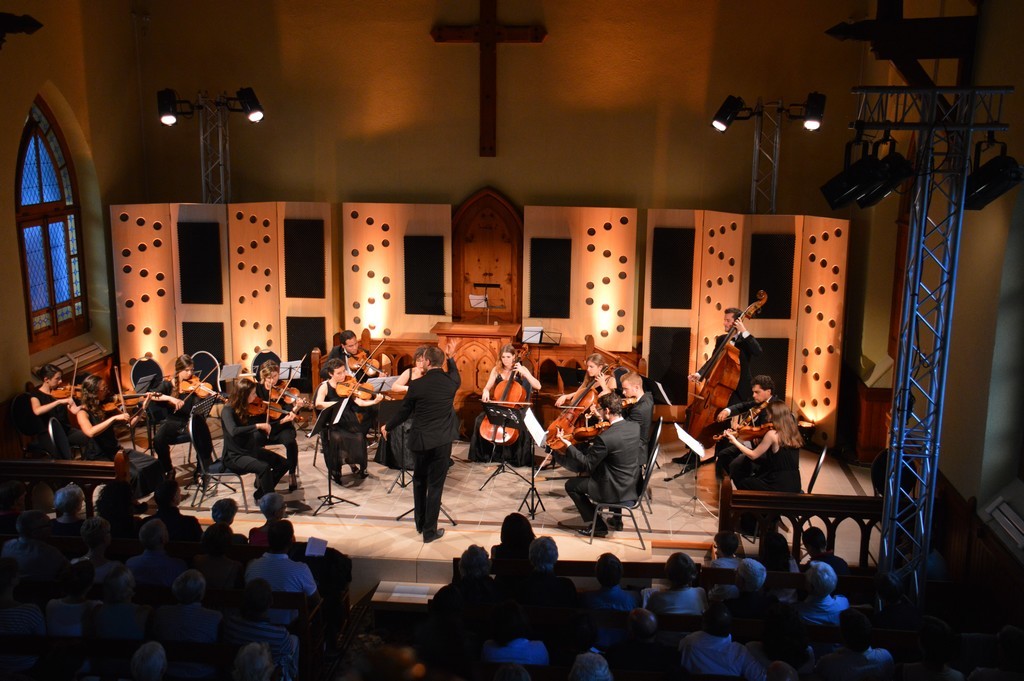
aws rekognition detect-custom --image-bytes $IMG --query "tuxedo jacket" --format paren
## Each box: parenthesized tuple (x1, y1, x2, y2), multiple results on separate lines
(698, 333, 763, 403)
(624, 392, 655, 466)
(558, 419, 641, 503)
(385, 358, 461, 451)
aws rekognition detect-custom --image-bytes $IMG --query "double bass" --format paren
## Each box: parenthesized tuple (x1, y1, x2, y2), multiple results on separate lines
(683, 291, 768, 448)
(478, 345, 530, 445)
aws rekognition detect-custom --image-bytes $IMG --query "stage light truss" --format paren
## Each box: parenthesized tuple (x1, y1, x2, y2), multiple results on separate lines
(851, 86, 1011, 606)
(751, 100, 783, 215)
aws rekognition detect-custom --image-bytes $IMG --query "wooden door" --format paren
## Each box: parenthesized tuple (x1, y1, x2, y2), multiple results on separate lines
(452, 187, 522, 324)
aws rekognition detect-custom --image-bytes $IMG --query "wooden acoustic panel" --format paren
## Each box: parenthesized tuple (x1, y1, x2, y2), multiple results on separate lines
(694, 211, 748, 371)
(227, 203, 282, 367)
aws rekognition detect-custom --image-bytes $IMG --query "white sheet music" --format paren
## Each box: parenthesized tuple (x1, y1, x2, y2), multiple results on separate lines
(674, 423, 707, 459)
(522, 408, 548, 448)
(469, 293, 490, 309)
(220, 363, 243, 380)
(279, 360, 302, 380)
(332, 396, 351, 426)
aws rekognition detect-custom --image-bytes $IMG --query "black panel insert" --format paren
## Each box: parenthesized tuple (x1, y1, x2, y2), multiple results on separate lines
(648, 326, 692, 405)
(749, 233, 795, 319)
(651, 227, 694, 309)
(749, 337, 791, 401)
(404, 236, 445, 315)
(284, 219, 326, 299)
(529, 238, 572, 319)
(177, 222, 223, 305)
(181, 322, 226, 364)
(286, 316, 326, 393)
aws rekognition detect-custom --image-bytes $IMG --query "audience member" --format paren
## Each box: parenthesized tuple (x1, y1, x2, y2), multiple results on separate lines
(152, 569, 224, 679)
(126, 518, 188, 587)
(233, 641, 276, 681)
(873, 571, 924, 631)
(0, 557, 45, 675)
(802, 526, 850, 576)
(95, 480, 142, 539)
(224, 579, 300, 681)
(142, 479, 203, 542)
(88, 564, 152, 678)
(493, 663, 532, 681)
(679, 602, 766, 681)
(517, 536, 577, 607)
(746, 602, 815, 674)
(767, 660, 801, 681)
(491, 512, 536, 560)
(900, 616, 964, 681)
(815, 608, 895, 681)
(244, 520, 320, 625)
(968, 625, 1024, 681)
(50, 483, 86, 537)
(0, 480, 26, 534)
(763, 531, 800, 603)
(249, 493, 286, 547)
(569, 651, 613, 681)
(414, 583, 472, 678)
(453, 544, 501, 605)
(481, 599, 550, 665)
(131, 641, 168, 681)
(73, 515, 123, 583)
(581, 553, 640, 611)
(795, 561, 849, 626)
(194, 521, 244, 590)
(725, 558, 777, 620)
(604, 608, 680, 672)
(212, 498, 249, 544)
(643, 552, 708, 616)
(708, 531, 743, 601)
(1, 508, 69, 580)
(45, 560, 100, 636)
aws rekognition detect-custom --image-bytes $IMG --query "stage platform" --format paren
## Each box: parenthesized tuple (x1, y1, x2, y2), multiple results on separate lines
(162, 423, 874, 603)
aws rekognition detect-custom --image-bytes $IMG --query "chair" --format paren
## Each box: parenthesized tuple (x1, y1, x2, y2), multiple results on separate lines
(48, 417, 73, 460)
(588, 418, 663, 550)
(805, 445, 828, 494)
(10, 393, 48, 458)
(190, 350, 222, 391)
(251, 351, 281, 378)
(131, 357, 165, 452)
(641, 419, 661, 513)
(189, 406, 249, 512)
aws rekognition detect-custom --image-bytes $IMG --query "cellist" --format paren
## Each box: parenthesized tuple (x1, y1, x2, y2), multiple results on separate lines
(468, 344, 541, 466)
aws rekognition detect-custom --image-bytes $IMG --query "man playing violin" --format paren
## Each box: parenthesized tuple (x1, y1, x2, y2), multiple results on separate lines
(688, 308, 762, 404)
(314, 358, 385, 484)
(151, 355, 215, 479)
(469, 343, 542, 466)
(714, 374, 781, 480)
(326, 330, 384, 382)
(619, 372, 654, 465)
(255, 361, 306, 492)
(29, 363, 90, 456)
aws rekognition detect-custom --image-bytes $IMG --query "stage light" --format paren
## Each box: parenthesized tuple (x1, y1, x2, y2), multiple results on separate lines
(856, 150, 914, 208)
(157, 88, 179, 126)
(803, 92, 826, 131)
(820, 143, 885, 210)
(965, 153, 1023, 210)
(711, 95, 745, 132)
(235, 87, 264, 123)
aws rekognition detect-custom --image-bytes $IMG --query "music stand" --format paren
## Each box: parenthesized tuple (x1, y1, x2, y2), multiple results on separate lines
(478, 404, 530, 491)
(306, 401, 359, 515)
(517, 409, 549, 519)
(668, 423, 717, 520)
(279, 360, 302, 381)
(469, 282, 503, 324)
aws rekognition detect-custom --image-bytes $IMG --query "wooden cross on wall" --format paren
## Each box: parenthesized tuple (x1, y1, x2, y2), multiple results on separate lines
(432, 0, 547, 157)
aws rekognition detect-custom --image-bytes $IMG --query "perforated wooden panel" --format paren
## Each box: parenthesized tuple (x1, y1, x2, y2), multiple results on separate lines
(227, 203, 282, 365)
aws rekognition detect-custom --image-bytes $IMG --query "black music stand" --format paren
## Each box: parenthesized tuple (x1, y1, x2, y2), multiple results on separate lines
(478, 404, 530, 491)
(306, 401, 359, 515)
(517, 408, 548, 519)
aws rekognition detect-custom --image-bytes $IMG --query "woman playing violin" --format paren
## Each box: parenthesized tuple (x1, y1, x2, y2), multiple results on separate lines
(221, 378, 289, 501)
(722, 400, 802, 493)
(75, 374, 164, 498)
(29, 363, 90, 456)
(469, 344, 541, 466)
(314, 358, 385, 484)
(151, 355, 214, 478)
(255, 360, 303, 492)
(553, 353, 615, 407)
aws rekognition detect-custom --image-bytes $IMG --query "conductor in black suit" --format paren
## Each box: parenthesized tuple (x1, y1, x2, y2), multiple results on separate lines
(381, 342, 460, 543)
(551, 393, 641, 538)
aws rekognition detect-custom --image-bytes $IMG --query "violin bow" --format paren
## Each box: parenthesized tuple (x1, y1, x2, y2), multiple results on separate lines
(113, 367, 129, 417)
(275, 353, 307, 404)
(353, 338, 387, 376)
(68, 358, 80, 406)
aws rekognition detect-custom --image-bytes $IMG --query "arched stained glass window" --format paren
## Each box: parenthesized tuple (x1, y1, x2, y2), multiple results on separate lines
(15, 98, 88, 352)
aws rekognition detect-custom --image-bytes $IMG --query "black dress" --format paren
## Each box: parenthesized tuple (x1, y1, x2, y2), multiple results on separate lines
(468, 373, 535, 467)
(84, 412, 163, 498)
(735, 445, 801, 492)
(318, 381, 371, 477)
(375, 390, 415, 470)
(254, 383, 299, 475)
(30, 388, 90, 456)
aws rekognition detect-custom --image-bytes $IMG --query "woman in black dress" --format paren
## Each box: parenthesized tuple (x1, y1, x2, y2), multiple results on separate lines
(255, 360, 305, 491)
(29, 363, 90, 456)
(723, 400, 803, 493)
(469, 344, 541, 466)
(221, 378, 289, 501)
(151, 354, 215, 477)
(314, 358, 384, 484)
(374, 346, 427, 470)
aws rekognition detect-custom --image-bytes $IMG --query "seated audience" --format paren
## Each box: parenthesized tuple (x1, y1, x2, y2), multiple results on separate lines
(1, 508, 69, 580)
(414, 584, 472, 678)
(249, 493, 286, 547)
(491, 512, 536, 560)
(95, 480, 142, 539)
(569, 652, 613, 681)
(549, 611, 601, 667)
(746, 602, 815, 674)
(244, 520, 320, 625)
(224, 579, 300, 681)
(768, 660, 801, 681)
(453, 544, 501, 605)
(0, 481, 26, 534)
(968, 625, 1024, 681)
(708, 530, 743, 601)
(679, 602, 766, 681)
(0, 557, 46, 675)
(481, 599, 550, 665)
(493, 663, 532, 681)
(87, 564, 152, 678)
(517, 536, 577, 607)
(152, 569, 223, 679)
(73, 515, 123, 583)
(50, 483, 86, 537)
(142, 479, 203, 542)
(795, 561, 849, 626)
(900, 616, 964, 681)
(131, 641, 168, 681)
(581, 552, 640, 611)
(802, 526, 850, 576)
(873, 571, 924, 631)
(815, 608, 895, 681)
(126, 518, 188, 587)
(45, 560, 100, 636)
(763, 531, 800, 603)
(233, 641, 277, 681)
(194, 522, 244, 590)
(642, 551, 708, 616)
(725, 558, 777, 620)
(604, 608, 680, 672)
(212, 498, 249, 544)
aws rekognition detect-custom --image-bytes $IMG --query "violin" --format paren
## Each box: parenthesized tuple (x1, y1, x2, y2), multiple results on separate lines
(346, 350, 383, 377)
(247, 396, 306, 426)
(719, 422, 774, 442)
(620, 396, 639, 408)
(572, 417, 610, 441)
(271, 383, 308, 408)
(546, 363, 613, 451)
(335, 376, 390, 402)
(50, 385, 82, 400)
(180, 375, 227, 401)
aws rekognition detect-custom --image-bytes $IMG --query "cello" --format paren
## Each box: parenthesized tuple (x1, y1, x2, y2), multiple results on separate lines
(683, 290, 768, 448)
(479, 345, 530, 445)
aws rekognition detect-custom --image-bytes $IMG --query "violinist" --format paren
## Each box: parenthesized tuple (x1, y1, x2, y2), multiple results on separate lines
(75, 375, 164, 498)
(255, 361, 302, 492)
(221, 378, 289, 501)
(554, 354, 615, 407)
(326, 330, 380, 381)
(714, 374, 780, 479)
(469, 344, 542, 466)
(313, 358, 385, 484)
(29, 363, 90, 456)
(151, 355, 214, 478)
(619, 372, 654, 464)
(722, 400, 802, 493)
(688, 307, 762, 403)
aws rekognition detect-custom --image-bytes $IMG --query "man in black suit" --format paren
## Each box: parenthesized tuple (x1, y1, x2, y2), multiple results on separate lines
(716, 374, 781, 480)
(689, 307, 762, 404)
(551, 393, 640, 538)
(381, 343, 460, 543)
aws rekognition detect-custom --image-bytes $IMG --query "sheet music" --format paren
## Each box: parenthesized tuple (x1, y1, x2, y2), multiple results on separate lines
(368, 376, 399, 392)
(468, 293, 490, 309)
(332, 396, 351, 426)
(220, 363, 243, 381)
(279, 360, 302, 380)
(674, 423, 707, 459)
(652, 380, 672, 406)
(522, 408, 548, 448)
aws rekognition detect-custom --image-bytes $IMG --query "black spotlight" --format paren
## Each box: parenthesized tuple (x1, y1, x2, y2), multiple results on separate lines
(235, 87, 264, 123)
(856, 151, 915, 208)
(965, 154, 1023, 210)
(803, 91, 827, 131)
(157, 88, 179, 126)
(711, 95, 745, 132)
(820, 145, 885, 210)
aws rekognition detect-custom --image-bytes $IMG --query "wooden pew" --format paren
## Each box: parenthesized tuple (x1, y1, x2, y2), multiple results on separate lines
(0, 459, 117, 516)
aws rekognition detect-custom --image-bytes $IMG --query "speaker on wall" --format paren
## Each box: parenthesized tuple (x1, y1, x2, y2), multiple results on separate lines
(748, 337, 791, 400)
(181, 321, 226, 363)
(749, 233, 795, 319)
(648, 326, 691, 405)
